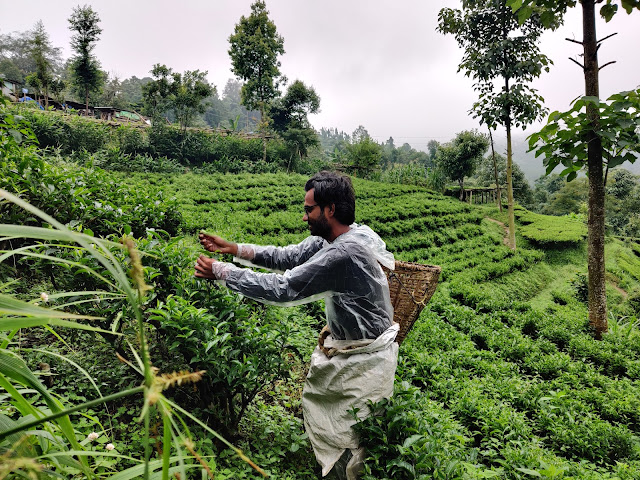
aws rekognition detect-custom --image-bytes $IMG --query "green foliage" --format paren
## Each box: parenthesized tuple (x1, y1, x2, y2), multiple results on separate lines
(571, 272, 589, 303)
(0, 97, 38, 158)
(228, 0, 285, 113)
(23, 108, 109, 153)
(0, 146, 182, 237)
(345, 135, 382, 179)
(0, 192, 248, 479)
(508, 0, 640, 26)
(28, 21, 55, 108)
(438, 0, 551, 130)
(353, 382, 482, 479)
(474, 153, 533, 206)
(270, 80, 320, 164)
(149, 294, 292, 436)
(67, 5, 103, 109)
(436, 130, 489, 194)
(5, 115, 640, 479)
(517, 210, 587, 245)
(15, 107, 292, 173)
(529, 90, 640, 181)
(142, 64, 214, 130)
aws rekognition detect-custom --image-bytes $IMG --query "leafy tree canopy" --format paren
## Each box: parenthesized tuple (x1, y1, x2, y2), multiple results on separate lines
(529, 89, 640, 182)
(436, 130, 489, 198)
(68, 5, 103, 111)
(474, 152, 533, 206)
(270, 80, 320, 162)
(228, 0, 285, 113)
(141, 64, 214, 130)
(345, 136, 382, 179)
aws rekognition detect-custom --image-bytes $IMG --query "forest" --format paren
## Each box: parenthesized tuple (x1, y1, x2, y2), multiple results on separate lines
(2, 0, 640, 479)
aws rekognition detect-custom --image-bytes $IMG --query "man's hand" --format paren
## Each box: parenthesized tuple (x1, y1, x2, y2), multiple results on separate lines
(194, 255, 235, 280)
(199, 232, 238, 256)
(195, 255, 217, 280)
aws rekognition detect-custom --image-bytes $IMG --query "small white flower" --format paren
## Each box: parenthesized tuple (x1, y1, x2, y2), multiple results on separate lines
(40, 292, 49, 303)
(87, 432, 99, 441)
(105, 443, 115, 451)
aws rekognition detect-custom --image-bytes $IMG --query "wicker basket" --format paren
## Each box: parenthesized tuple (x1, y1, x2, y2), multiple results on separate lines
(383, 261, 441, 345)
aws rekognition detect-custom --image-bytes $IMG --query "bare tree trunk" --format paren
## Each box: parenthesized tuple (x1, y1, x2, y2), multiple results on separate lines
(260, 104, 267, 163)
(582, 0, 607, 338)
(506, 121, 516, 250)
(504, 74, 516, 251)
(489, 129, 503, 212)
(85, 88, 89, 116)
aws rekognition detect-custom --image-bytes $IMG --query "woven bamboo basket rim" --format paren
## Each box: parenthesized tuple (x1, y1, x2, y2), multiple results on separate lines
(383, 260, 441, 345)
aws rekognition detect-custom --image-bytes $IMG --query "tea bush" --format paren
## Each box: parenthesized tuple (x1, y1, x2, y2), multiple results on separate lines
(353, 382, 484, 480)
(0, 148, 182, 237)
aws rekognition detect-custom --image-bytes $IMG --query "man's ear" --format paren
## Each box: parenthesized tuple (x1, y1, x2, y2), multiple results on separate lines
(327, 203, 336, 218)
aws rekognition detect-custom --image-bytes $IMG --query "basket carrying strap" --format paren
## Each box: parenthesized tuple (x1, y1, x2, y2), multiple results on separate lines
(387, 270, 427, 308)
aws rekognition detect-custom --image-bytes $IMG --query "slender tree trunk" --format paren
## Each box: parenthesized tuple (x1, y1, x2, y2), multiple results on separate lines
(506, 121, 516, 250)
(504, 75, 516, 250)
(459, 178, 465, 201)
(85, 88, 89, 116)
(260, 104, 267, 163)
(582, 0, 607, 338)
(489, 129, 503, 212)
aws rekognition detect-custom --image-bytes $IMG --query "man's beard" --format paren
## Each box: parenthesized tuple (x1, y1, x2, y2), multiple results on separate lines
(308, 212, 332, 239)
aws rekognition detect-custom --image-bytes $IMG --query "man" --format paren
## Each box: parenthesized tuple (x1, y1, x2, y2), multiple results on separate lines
(194, 171, 398, 479)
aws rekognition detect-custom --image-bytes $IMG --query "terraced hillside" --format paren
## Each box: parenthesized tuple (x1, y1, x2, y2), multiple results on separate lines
(125, 171, 640, 479)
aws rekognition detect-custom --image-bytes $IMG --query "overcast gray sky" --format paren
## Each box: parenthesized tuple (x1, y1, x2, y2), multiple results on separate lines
(1, 0, 639, 152)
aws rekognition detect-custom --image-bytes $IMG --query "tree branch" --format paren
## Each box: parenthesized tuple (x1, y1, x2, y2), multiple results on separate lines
(569, 57, 585, 70)
(599, 60, 617, 71)
(565, 37, 584, 45)
(597, 32, 618, 44)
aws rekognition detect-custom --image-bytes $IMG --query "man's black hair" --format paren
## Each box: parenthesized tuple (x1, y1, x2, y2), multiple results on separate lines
(305, 171, 356, 225)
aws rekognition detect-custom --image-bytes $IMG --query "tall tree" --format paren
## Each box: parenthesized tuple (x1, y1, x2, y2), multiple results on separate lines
(512, 0, 640, 338)
(1, 30, 36, 81)
(1, 26, 62, 87)
(68, 5, 103, 114)
(270, 79, 320, 170)
(438, 0, 552, 249)
(29, 21, 58, 108)
(141, 64, 214, 131)
(345, 136, 382, 179)
(436, 130, 489, 200)
(141, 64, 174, 121)
(171, 70, 214, 132)
(228, 0, 285, 162)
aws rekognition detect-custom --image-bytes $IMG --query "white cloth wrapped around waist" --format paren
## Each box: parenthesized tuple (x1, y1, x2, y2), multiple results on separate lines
(302, 323, 399, 477)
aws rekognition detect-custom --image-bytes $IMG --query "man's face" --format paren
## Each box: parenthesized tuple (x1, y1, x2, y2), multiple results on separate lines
(303, 189, 331, 239)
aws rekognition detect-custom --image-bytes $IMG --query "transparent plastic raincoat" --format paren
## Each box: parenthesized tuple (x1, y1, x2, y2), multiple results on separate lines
(215, 224, 399, 478)
(224, 224, 395, 340)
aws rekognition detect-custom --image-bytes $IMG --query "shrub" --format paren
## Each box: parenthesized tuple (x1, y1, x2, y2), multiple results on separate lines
(353, 382, 481, 480)
(519, 211, 587, 246)
(571, 273, 589, 304)
(0, 148, 182, 237)
(149, 294, 293, 437)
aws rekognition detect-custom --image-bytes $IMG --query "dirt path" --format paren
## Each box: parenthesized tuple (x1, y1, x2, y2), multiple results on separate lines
(485, 217, 511, 247)
(610, 282, 628, 299)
